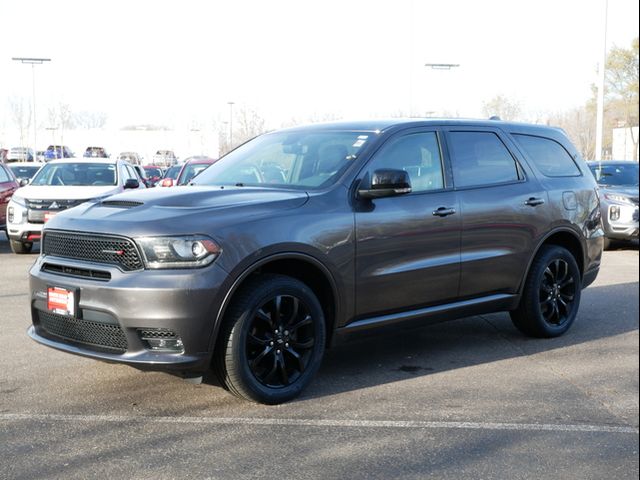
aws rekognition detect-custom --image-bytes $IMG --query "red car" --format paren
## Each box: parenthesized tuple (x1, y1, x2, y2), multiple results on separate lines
(0, 163, 19, 232)
(143, 165, 164, 187)
(160, 156, 216, 187)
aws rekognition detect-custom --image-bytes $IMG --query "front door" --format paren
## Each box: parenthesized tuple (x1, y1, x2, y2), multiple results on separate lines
(354, 130, 461, 318)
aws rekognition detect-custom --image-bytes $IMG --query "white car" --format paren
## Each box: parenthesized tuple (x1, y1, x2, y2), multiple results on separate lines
(6, 147, 35, 162)
(6, 158, 145, 254)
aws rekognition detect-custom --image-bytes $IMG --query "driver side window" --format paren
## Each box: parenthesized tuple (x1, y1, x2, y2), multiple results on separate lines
(367, 132, 445, 193)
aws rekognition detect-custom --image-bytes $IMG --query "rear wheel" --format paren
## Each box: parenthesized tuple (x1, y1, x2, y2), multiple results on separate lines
(510, 245, 581, 338)
(10, 239, 33, 254)
(214, 274, 326, 404)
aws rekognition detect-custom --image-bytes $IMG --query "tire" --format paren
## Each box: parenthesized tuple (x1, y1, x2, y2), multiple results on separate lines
(602, 237, 612, 250)
(214, 274, 326, 404)
(10, 239, 33, 254)
(510, 245, 581, 338)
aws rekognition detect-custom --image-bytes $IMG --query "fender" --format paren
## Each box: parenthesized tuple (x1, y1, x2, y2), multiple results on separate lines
(517, 226, 585, 295)
(206, 251, 342, 353)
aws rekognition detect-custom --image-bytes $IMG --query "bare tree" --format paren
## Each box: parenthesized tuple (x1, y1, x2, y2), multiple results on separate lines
(8, 96, 31, 148)
(74, 110, 108, 129)
(481, 95, 522, 121)
(546, 107, 596, 160)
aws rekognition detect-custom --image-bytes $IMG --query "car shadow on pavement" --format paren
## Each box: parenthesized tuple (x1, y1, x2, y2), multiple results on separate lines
(301, 280, 639, 401)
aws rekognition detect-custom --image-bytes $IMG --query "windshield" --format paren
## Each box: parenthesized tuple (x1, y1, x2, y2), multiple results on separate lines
(31, 163, 118, 186)
(193, 130, 372, 189)
(145, 167, 163, 177)
(178, 163, 213, 185)
(9, 165, 41, 179)
(164, 165, 181, 179)
(590, 163, 639, 187)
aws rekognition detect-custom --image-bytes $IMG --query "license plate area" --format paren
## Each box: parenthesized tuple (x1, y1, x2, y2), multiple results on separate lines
(47, 286, 77, 317)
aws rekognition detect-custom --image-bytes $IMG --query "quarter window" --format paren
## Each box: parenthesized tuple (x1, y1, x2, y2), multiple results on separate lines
(0, 166, 10, 182)
(449, 131, 520, 188)
(513, 134, 581, 177)
(366, 132, 445, 193)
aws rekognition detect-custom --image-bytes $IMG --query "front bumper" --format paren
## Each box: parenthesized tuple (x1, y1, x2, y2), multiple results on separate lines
(601, 203, 639, 240)
(28, 254, 230, 372)
(7, 220, 44, 242)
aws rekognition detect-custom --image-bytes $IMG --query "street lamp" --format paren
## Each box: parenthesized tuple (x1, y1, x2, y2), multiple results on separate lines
(12, 57, 51, 157)
(595, 0, 608, 161)
(227, 101, 235, 146)
(420, 63, 460, 117)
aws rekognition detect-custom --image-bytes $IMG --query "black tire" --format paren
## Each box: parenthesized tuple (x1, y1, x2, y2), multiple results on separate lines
(10, 239, 33, 254)
(510, 245, 581, 338)
(214, 274, 326, 404)
(602, 237, 612, 250)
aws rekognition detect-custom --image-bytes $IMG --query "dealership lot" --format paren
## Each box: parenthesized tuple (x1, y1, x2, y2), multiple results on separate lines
(0, 233, 637, 479)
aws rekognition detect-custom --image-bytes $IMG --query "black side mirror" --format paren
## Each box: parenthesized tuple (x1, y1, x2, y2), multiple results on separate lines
(124, 178, 140, 189)
(19, 178, 30, 187)
(358, 169, 412, 199)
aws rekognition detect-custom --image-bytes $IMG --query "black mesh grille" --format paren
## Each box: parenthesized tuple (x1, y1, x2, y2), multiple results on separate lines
(38, 310, 127, 353)
(43, 231, 143, 271)
(138, 329, 178, 338)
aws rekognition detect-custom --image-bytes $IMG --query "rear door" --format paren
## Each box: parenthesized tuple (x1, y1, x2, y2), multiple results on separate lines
(443, 127, 551, 299)
(355, 129, 461, 318)
(0, 164, 18, 227)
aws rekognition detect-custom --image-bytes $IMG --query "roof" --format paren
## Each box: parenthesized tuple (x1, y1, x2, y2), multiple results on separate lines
(46, 158, 119, 165)
(275, 118, 565, 135)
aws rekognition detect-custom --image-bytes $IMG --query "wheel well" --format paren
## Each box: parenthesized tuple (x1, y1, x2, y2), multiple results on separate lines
(541, 231, 584, 276)
(235, 258, 337, 345)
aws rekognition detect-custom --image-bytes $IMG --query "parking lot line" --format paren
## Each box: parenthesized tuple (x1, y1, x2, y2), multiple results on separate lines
(1, 413, 637, 434)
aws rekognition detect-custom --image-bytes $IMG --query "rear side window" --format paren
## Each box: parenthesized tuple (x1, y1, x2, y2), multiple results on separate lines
(449, 131, 520, 188)
(512, 134, 580, 177)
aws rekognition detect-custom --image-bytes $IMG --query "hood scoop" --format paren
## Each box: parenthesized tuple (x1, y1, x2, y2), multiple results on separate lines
(101, 200, 144, 208)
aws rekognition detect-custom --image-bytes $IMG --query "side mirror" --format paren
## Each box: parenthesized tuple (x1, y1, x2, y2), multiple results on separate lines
(358, 169, 412, 199)
(19, 178, 30, 187)
(124, 178, 139, 189)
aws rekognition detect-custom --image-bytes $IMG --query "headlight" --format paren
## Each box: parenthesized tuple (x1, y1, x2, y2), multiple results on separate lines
(604, 193, 633, 205)
(135, 235, 221, 269)
(10, 194, 26, 207)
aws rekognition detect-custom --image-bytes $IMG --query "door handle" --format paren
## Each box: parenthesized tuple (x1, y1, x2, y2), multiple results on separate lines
(524, 197, 545, 207)
(432, 206, 456, 217)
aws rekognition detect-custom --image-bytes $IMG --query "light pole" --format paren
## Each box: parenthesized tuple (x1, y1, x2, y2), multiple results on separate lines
(227, 101, 235, 147)
(12, 57, 51, 157)
(595, 0, 608, 161)
(422, 63, 460, 117)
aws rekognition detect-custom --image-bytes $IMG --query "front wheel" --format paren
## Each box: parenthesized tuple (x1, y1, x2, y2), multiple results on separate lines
(214, 274, 326, 404)
(10, 239, 33, 254)
(510, 245, 581, 338)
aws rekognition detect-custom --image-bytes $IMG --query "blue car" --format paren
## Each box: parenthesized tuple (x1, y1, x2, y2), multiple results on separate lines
(45, 145, 74, 160)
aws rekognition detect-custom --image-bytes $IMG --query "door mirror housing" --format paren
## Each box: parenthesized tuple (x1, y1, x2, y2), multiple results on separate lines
(19, 178, 30, 187)
(124, 178, 140, 189)
(358, 169, 412, 199)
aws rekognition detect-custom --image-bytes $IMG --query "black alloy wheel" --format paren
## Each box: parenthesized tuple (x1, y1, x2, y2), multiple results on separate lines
(510, 245, 582, 338)
(215, 274, 326, 404)
(246, 294, 316, 388)
(538, 258, 577, 327)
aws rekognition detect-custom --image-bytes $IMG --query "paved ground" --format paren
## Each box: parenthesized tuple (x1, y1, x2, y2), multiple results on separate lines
(0, 233, 638, 479)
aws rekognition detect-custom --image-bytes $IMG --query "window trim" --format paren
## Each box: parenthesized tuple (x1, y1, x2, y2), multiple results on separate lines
(511, 133, 583, 178)
(356, 128, 452, 196)
(443, 128, 527, 191)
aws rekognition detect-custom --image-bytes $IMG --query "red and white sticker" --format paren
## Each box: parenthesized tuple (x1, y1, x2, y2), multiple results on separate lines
(47, 287, 75, 316)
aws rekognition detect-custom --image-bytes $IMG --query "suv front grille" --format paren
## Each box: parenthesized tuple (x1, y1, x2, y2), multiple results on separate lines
(27, 199, 88, 224)
(42, 231, 143, 271)
(38, 310, 127, 353)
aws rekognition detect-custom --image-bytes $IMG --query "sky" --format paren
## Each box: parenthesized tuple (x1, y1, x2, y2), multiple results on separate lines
(0, 0, 638, 132)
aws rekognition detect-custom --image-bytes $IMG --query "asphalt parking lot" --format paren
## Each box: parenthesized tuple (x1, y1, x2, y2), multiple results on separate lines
(0, 233, 637, 480)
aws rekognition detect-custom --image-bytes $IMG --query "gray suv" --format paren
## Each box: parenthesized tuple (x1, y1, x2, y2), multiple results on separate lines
(27, 119, 603, 404)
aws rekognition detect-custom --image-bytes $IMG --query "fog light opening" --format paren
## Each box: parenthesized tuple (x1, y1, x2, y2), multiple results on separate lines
(138, 329, 184, 353)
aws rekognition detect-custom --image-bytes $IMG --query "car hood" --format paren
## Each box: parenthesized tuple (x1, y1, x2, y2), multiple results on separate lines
(14, 185, 122, 201)
(599, 185, 639, 200)
(45, 186, 310, 237)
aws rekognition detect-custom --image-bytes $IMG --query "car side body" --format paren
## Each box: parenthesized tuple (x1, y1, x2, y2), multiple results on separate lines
(27, 119, 603, 403)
